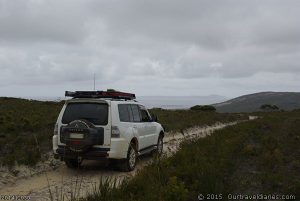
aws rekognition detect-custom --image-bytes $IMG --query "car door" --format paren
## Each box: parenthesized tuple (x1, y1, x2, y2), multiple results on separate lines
(139, 106, 157, 146)
(146, 109, 158, 145)
(129, 104, 147, 150)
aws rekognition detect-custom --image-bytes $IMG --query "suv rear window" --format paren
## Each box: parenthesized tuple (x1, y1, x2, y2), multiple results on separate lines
(62, 103, 108, 125)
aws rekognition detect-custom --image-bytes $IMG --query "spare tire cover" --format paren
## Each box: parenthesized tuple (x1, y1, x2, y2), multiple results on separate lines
(64, 119, 95, 152)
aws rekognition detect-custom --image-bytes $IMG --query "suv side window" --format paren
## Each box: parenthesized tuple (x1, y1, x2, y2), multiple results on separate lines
(118, 104, 134, 122)
(127, 105, 134, 122)
(118, 104, 131, 122)
(140, 108, 151, 122)
(130, 104, 141, 122)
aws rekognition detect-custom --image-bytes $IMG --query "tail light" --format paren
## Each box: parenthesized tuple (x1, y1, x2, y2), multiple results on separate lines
(111, 126, 120, 138)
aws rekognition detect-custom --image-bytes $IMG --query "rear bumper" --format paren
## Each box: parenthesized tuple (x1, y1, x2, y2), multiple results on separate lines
(56, 146, 109, 160)
(53, 137, 129, 160)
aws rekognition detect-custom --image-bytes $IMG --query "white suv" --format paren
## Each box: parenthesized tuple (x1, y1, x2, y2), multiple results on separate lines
(52, 90, 164, 171)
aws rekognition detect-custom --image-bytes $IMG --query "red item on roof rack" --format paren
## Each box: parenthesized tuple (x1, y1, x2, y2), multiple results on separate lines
(65, 90, 136, 100)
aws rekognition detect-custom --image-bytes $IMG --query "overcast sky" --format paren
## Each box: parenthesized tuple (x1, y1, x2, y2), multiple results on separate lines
(0, 0, 299, 98)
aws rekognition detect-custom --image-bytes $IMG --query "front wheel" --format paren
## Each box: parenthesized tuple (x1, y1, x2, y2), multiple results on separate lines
(119, 143, 137, 172)
(156, 135, 164, 156)
(152, 135, 164, 156)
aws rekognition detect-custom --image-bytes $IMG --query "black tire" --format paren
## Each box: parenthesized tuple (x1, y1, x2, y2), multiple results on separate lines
(119, 143, 137, 172)
(65, 158, 81, 169)
(154, 135, 164, 156)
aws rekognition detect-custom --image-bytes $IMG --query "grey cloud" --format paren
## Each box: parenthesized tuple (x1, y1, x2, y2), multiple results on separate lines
(0, 0, 88, 43)
(86, 0, 300, 78)
(0, 0, 300, 97)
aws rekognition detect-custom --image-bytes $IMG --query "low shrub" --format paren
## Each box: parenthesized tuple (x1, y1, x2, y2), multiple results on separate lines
(84, 111, 300, 201)
(190, 105, 216, 111)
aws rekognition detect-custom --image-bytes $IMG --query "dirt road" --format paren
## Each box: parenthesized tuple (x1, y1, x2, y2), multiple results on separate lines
(0, 121, 242, 201)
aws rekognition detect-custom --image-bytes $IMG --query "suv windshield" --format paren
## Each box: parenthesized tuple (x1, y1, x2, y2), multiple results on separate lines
(62, 102, 108, 125)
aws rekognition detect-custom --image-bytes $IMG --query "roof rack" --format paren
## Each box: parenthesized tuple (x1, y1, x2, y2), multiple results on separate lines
(65, 90, 136, 100)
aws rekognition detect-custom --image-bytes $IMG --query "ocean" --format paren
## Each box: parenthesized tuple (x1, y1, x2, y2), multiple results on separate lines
(22, 95, 227, 109)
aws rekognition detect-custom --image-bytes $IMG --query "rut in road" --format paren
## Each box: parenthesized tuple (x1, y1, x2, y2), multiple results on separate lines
(0, 121, 246, 201)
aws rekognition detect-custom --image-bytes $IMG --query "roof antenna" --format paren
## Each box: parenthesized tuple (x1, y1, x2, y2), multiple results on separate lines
(93, 73, 96, 91)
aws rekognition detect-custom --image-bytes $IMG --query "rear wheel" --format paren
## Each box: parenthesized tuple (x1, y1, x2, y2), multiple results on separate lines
(119, 143, 137, 172)
(65, 158, 82, 169)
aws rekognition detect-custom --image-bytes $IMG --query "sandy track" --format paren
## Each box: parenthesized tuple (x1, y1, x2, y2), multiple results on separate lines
(0, 121, 244, 201)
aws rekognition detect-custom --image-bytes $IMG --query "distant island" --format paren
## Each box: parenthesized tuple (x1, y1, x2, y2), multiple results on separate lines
(213, 92, 300, 113)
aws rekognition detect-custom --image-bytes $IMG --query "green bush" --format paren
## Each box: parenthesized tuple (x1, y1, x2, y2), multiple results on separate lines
(150, 108, 245, 132)
(190, 105, 216, 111)
(0, 98, 63, 167)
(164, 176, 188, 201)
(260, 104, 279, 110)
(84, 110, 300, 201)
